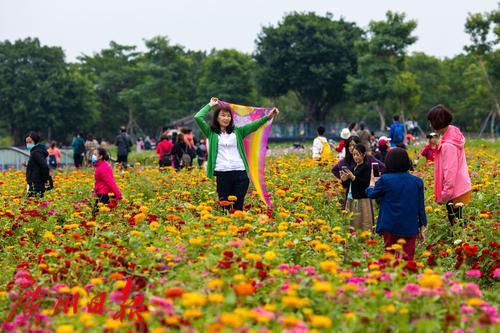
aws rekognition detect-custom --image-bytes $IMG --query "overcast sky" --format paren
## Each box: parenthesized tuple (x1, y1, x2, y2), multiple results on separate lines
(0, 0, 497, 62)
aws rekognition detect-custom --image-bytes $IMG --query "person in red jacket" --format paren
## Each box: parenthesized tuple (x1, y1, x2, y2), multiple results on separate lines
(92, 148, 122, 216)
(156, 134, 174, 168)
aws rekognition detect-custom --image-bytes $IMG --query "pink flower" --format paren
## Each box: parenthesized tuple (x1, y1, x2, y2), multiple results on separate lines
(403, 283, 421, 295)
(253, 307, 275, 320)
(47, 209, 56, 215)
(465, 269, 482, 278)
(463, 282, 482, 298)
(227, 240, 245, 247)
(150, 296, 175, 315)
(493, 268, 500, 279)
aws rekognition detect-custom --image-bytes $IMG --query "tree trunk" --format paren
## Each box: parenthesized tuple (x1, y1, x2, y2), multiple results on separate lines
(11, 126, 20, 146)
(479, 58, 500, 118)
(376, 105, 386, 131)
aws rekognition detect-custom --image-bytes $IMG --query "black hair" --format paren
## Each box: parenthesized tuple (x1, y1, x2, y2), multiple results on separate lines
(348, 122, 357, 131)
(396, 143, 407, 150)
(25, 131, 41, 144)
(352, 143, 367, 155)
(427, 104, 453, 130)
(87, 134, 93, 141)
(96, 147, 110, 161)
(344, 136, 362, 165)
(393, 115, 400, 121)
(384, 148, 412, 173)
(50, 142, 57, 148)
(160, 134, 169, 141)
(317, 126, 326, 135)
(176, 133, 185, 144)
(210, 106, 234, 134)
(359, 123, 365, 130)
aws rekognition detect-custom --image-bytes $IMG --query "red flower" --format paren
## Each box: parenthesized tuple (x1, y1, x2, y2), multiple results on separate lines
(404, 260, 418, 273)
(165, 287, 183, 298)
(351, 261, 362, 267)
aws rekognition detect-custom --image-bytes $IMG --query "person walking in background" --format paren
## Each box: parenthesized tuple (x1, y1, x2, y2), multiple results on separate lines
(172, 133, 190, 170)
(156, 134, 174, 168)
(47, 142, 62, 171)
(92, 147, 122, 217)
(144, 136, 153, 150)
(374, 136, 390, 164)
(340, 144, 373, 231)
(116, 126, 133, 168)
(348, 122, 358, 137)
(71, 133, 85, 168)
(136, 138, 144, 153)
(420, 133, 438, 164)
(357, 122, 371, 153)
(84, 134, 99, 167)
(389, 115, 405, 147)
(194, 97, 279, 211)
(335, 128, 351, 160)
(196, 138, 207, 167)
(366, 148, 427, 260)
(427, 105, 471, 225)
(312, 126, 330, 161)
(24, 132, 51, 198)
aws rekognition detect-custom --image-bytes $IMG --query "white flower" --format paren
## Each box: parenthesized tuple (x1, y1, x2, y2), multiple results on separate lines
(454, 202, 464, 207)
(453, 239, 463, 246)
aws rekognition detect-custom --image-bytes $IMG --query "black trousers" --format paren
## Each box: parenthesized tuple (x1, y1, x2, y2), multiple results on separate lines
(73, 153, 83, 168)
(27, 181, 45, 198)
(117, 154, 128, 168)
(92, 194, 110, 218)
(215, 170, 249, 211)
(446, 201, 463, 224)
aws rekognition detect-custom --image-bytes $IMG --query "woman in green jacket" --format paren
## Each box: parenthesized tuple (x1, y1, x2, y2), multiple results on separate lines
(194, 97, 279, 210)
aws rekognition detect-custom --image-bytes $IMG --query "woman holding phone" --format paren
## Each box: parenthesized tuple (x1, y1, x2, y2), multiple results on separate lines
(340, 144, 374, 231)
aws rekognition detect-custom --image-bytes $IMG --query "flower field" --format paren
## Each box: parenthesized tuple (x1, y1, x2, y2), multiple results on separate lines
(0, 141, 498, 332)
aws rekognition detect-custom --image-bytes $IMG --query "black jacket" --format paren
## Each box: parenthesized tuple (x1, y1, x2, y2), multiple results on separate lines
(116, 132, 132, 156)
(346, 160, 371, 199)
(26, 144, 50, 184)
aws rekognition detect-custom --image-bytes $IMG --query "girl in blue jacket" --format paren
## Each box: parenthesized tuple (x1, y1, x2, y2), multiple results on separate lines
(366, 148, 427, 260)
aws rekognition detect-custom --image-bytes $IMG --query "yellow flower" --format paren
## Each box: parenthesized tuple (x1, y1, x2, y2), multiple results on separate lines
(56, 325, 74, 333)
(345, 312, 356, 320)
(220, 312, 242, 328)
(309, 315, 332, 328)
(228, 195, 237, 201)
(189, 237, 203, 245)
(264, 251, 276, 261)
(208, 293, 224, 303)
(313, 281, 333, 293)
(43, 231, 55, 240)
(418, 273, 443, 289)
(467, 298, 483, 307)
(380, 304, 396, 313)
(149, 221, 159, 231)
(184, 308, 202, 318)
(134, 213, 146, 223)
(182, 292, 206, 307)
(208, 279, 223, 289)
(245, 253, 262, 261)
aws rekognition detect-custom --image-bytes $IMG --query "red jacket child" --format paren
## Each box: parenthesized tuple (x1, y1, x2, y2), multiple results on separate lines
(94, 160, 122, 198)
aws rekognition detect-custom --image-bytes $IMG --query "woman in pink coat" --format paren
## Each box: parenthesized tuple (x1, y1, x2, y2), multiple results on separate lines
(427, 105, 471, 225)
(92, 148, 122, 216)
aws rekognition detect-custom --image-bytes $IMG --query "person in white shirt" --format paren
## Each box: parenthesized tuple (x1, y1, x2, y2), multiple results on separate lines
(312, 126, 328, 160)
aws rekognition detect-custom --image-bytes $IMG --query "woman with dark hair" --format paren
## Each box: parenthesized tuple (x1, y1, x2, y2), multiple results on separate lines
(340, 144, 374, 231)
(92, 147, 122, 216)
(24, 132, 51, 197)
(332, 136, 385, 203)
(427, 104, 471, 225)
(156, 134, 174, 168)
(366, 148, 427, 260)
(172, 133, 190, 170)
(194, 97, 279, 210)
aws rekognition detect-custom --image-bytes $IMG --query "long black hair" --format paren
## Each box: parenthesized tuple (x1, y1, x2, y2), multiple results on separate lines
(210, 106, 235, 134)
(344, 136, 361, 165)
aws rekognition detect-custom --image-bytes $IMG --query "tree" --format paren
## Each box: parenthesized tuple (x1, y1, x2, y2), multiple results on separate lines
(0, 38, 97, 145)
(346, 11, 417, 130)
(198, 49, 258, 106)
(464, 8, 500, 136)
(255, 12, 361, 122)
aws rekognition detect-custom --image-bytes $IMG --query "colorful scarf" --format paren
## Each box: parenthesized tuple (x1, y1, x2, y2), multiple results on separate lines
(218, 101, 274, 208)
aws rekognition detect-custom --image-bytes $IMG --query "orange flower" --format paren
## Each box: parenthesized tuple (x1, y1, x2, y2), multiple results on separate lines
(234, 283, 255, 296)
(165, 287, 184, 298)
(219, 200, 232, 207)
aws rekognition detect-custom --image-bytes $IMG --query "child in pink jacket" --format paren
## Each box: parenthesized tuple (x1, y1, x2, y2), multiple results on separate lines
(92, 148, 122, 216)
(427, 105, 471, 225)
